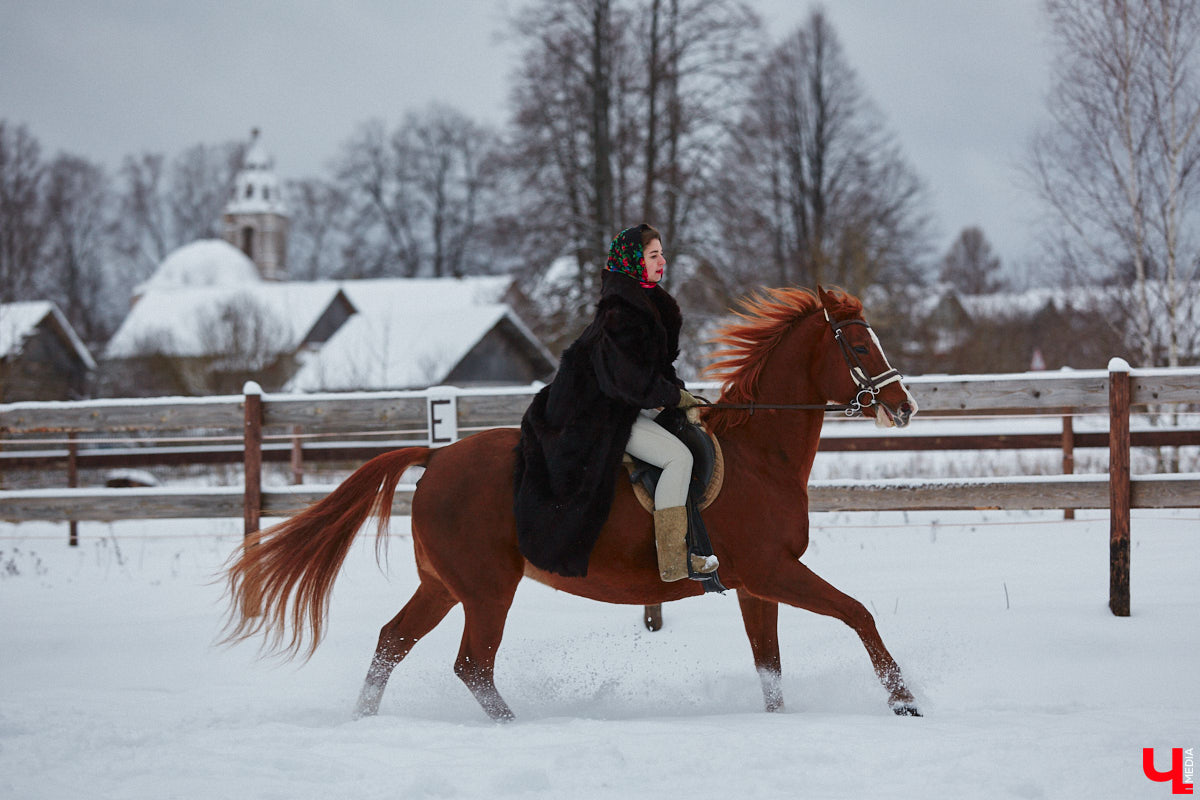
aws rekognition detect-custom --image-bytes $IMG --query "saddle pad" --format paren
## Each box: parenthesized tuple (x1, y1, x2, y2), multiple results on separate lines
(622, 427, 725, 514)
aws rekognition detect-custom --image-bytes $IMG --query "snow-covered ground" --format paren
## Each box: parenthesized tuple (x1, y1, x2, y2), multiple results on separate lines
(1, 507, 1196, 799)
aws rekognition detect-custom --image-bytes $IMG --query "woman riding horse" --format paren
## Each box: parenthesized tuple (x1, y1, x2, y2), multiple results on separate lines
(513, 224, 716, 582)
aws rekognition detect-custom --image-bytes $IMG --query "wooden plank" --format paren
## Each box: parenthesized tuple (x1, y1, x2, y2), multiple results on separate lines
(0, 488, 247, 521)
(807, 476, 1113, 511)
(1131, 477, 1200, 507)
(820, 433, 1067, 451)
(4, 368, 1198, 436)
(261, 395, 427, 430)
(0, 487, 415, 522)
(457, 392, 536, 429)
(904, 374, 1112, 414)
(4, 426, 1198, 472)
(0, 399, 243, 433)
(809, 475, 1200, 511)
(1131, 371, 1200, 406)
(260, 488, 413, 517)
(818, 429, 1200, 451)
(4, 476, 1196, 522)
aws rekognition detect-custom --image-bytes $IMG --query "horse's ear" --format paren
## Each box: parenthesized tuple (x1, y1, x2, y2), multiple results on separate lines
(816, 285, 830, 307)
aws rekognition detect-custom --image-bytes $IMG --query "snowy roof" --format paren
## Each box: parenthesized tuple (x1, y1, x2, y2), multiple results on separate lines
(105, 271, 545, 389)
(286, 304, 518, 391)
(0, 301, 96, 369)
(336, 275, 515, 316)
(284, 276, 547, 391)
(105, 283, 348, 360)
(137, 239, 262, 294)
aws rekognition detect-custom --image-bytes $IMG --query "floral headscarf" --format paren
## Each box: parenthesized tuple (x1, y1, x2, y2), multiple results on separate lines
(605, 225, 655, 287)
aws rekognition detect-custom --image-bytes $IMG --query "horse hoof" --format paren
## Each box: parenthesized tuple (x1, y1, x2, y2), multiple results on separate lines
(643, 604, 663, 632)
(892, 703, 922, 717)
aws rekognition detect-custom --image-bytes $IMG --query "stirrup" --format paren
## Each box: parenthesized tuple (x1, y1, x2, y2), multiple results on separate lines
(689, 553, 719, 574)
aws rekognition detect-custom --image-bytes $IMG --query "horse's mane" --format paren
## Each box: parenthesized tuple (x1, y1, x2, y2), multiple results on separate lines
(702, 287, 863, 436)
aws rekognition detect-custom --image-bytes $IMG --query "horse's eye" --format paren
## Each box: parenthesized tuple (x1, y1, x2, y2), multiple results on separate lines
(853, 345, 870, 355)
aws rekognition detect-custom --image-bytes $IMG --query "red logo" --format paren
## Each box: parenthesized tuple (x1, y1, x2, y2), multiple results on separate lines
(1144, 748, 1195, 795)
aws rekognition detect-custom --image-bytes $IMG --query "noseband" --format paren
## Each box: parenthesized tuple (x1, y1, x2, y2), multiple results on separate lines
(701, 309, 904, 417)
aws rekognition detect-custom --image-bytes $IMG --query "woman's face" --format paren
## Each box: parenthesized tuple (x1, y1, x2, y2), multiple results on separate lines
(642, 238, 666, 283)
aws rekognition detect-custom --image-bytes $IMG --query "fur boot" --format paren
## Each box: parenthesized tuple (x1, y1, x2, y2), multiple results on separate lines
(653, 506, 689, 581)
(653, 506, 719, 581)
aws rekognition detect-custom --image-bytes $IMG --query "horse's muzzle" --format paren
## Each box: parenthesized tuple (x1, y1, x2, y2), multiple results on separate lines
(890, 401, 915, 428)
(876, 400, 915, 429)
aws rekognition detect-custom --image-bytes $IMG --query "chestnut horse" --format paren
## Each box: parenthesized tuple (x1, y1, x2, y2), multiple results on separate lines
(223, 286, 921, 720)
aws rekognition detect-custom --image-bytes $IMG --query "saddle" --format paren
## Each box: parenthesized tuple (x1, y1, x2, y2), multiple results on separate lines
(623, 419, 724, 513)
(622, 413, 726, 592)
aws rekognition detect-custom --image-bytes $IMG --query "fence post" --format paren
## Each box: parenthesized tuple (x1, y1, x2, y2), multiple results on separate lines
(243, 381, 263, 541)
(290, 425, 304, 485)
(67, 432, 79, 547)
(1061, 413, 1075, 520)
(1107, 358, 1131, 617)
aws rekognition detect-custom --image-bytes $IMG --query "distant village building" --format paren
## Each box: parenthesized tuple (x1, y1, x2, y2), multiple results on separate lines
(870, 282, 1199, 373)
(221, 128, 288, 280)
(0, 301, 96, 401)
(100, 130, 554, 397)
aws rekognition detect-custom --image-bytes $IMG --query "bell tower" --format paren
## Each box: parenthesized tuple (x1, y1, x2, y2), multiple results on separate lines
(222, 128, 289, 280)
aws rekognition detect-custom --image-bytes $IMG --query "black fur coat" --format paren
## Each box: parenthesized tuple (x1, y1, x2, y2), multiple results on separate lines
(514, 270, 686, 577)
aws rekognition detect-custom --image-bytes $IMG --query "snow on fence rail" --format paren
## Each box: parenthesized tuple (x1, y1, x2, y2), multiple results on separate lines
(3, 365, 1200, 615)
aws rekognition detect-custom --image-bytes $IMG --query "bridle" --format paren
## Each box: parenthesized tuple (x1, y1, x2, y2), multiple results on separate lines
(825, 309, 904, 415)
(700, 309, 904, 418)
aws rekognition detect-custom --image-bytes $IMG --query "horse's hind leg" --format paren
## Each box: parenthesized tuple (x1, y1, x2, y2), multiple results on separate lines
(355, 573, 457, 718)
(454, 595, 519, 722)
(737, 590, 784, 712)
(758, 560, 921, 716)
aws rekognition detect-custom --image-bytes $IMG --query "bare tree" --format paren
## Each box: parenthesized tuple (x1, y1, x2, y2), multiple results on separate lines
(1029, 0, 1200, 367)
(503, 0, 761, 351)
(940, 226, 1004, 294)
(41, 154, 118, 342)
(334, 107, 500, 278)
(714, 10, 929, 291)
(639, 0, 760, 248)
(171, 142, 244, 244)
(505, 0, 627, 277)
(0, 121, 47, 303)
(286, 177, 351, 280)
(395, 105, 500, 277)
(114, 140, 244, 281)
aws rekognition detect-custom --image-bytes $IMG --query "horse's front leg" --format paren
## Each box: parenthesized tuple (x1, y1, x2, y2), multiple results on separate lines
(753, 560, 921, 716)
(736, 590, 784, 712)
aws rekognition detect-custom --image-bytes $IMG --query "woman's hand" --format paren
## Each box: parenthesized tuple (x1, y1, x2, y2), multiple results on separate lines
(677, 389, 702, 425)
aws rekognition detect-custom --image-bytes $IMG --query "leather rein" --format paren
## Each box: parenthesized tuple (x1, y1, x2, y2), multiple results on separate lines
(697, 311, 904, 418)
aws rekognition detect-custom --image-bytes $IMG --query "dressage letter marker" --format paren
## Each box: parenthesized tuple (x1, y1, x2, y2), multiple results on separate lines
(427, 386, 459, 445)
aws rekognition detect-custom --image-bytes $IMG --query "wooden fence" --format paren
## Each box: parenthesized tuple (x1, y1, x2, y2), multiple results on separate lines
(2, 364, 1199, 615)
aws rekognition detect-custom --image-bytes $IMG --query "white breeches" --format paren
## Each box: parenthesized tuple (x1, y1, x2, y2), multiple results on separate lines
(625, 409, 693, 510)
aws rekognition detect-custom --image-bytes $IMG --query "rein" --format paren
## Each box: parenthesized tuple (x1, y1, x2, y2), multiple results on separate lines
(695, 308, 905, 419)
(697, 399, 856, 415)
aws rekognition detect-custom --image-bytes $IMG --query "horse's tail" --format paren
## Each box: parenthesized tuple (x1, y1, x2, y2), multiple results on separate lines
(220, 446, 432, 661)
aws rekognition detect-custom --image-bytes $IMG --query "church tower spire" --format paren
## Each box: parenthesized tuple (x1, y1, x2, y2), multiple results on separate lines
(222, 128, 289, 280)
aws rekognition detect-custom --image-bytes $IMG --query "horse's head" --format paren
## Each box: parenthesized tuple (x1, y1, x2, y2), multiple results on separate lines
(814, 286, 918, 428)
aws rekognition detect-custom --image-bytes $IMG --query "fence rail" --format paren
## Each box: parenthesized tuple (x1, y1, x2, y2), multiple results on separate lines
(3, 364, 1200, 614)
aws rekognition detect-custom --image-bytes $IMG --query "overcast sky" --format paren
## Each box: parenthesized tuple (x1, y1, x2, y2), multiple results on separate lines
(1, 0, 1054, 278)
